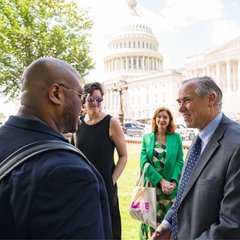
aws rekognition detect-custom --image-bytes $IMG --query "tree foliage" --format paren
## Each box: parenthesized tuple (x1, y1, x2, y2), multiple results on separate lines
(0, 0, 94, 100)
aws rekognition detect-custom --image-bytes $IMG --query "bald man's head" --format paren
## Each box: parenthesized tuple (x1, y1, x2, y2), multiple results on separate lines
(21, 57, 81, 90)
(20, 57, 82, 105)
(18, 57, 83, 133)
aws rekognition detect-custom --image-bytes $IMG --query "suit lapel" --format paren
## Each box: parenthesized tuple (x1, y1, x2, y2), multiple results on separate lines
(180, 116, 229, 203)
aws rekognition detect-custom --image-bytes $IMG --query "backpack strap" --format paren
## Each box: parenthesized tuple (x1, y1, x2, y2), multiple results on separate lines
(0, 140, 88, 181)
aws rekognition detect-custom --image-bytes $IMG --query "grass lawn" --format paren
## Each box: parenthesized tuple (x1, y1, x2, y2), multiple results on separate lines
(117, 142, 142, 240)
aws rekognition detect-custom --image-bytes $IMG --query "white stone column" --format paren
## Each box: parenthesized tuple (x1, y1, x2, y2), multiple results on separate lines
(212, 65, 216, 81)
(232, 61, 237, 94)
(194, 69, 197, 77)
(136, 56, 139, 70)
(113, 58, 116, 71)
(108, 89, 111, 109)
(238, 58, 240, 95)
(202, 68, 206, 76)
(206, 65, 210, 77)
(120, 58, 123, 71)
(105, 61, 107, 71)
(117, 58, 119, 70)
(216, 63, 220, 85)
(112, 59, 115, 71)
(209, 66, 213, 78)
(190, 71, 193, 78)
(116, 58, 118, 71)
(226, 60, 232, 95)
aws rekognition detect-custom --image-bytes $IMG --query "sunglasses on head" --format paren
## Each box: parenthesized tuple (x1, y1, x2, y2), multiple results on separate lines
(86, 96, 103, 103)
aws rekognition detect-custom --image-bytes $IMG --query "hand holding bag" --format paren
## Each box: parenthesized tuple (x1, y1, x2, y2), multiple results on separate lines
(129, 163, 157, 229)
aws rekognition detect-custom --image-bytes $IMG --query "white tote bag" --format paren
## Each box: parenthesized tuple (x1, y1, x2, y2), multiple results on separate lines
(129, 163, 157, 229)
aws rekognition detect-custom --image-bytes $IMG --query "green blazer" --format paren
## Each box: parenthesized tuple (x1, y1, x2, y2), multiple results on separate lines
(140, 132, 184, 195)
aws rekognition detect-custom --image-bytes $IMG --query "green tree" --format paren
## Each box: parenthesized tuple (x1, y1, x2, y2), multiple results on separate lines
(0, 0, 94, 100)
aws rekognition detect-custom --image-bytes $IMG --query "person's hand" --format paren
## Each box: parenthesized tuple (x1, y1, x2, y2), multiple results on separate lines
(151, 223, 172, 240)
(160, 179, 176, 195)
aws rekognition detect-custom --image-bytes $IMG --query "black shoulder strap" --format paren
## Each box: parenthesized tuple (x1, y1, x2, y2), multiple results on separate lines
(0, 140, 88, 181)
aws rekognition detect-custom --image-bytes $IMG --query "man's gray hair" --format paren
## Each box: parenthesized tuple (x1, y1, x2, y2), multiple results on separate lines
(183, 76, 223, 109)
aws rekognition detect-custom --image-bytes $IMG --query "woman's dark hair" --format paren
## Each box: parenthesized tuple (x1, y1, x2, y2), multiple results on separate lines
(152, 106, 176, 134)
(84, 82, 105, 96)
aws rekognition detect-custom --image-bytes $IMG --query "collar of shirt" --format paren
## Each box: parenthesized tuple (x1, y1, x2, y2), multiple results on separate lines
(198, 112, 223, 152)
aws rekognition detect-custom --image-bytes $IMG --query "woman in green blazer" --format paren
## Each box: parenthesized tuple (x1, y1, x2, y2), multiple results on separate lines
(139, 107, 184, 239)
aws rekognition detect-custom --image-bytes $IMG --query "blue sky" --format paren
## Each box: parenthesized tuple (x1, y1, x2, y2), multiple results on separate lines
(76, 0, 240, 79)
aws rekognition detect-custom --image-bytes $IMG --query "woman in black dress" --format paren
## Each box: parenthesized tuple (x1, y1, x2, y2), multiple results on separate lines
(76, 82, 127, 239)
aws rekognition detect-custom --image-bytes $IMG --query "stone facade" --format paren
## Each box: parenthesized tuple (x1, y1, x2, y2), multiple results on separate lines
(184, 36, 240, 119)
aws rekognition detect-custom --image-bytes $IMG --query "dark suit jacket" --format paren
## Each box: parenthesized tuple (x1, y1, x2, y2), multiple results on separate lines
(165, 114, 240, 239)
(0, 116, 112, 239)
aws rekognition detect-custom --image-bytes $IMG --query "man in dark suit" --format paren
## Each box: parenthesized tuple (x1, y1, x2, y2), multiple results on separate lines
(151, 76, 240, 239)
(0, 57, 112, 239)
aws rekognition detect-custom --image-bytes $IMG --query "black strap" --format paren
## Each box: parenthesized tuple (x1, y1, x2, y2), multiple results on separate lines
(0, 140, 88, 181)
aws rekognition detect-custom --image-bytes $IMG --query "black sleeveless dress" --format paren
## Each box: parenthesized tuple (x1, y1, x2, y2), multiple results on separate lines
(76, 114, 121, 239)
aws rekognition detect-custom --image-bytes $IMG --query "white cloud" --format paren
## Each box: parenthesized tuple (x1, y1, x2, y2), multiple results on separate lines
(159, 0, 223, 31)
(77, 0, 129, 80)
(208, 19, 240, 46)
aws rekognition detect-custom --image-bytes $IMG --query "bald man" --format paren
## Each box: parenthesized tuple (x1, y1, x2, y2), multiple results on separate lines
(0, 57, 112, 239)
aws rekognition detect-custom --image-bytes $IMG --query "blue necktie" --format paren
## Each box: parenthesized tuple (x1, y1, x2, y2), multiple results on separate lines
(171, 136, 202, 239)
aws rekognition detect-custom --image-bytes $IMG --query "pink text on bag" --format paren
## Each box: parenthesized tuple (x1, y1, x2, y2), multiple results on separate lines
(131, 201, 150, 212)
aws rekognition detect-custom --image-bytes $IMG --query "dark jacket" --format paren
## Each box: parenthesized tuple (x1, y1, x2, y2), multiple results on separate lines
(0, 115, 112, 239)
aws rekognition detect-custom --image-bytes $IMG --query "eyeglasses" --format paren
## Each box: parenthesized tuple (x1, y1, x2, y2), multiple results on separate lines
(58, 83, 86, 102)
(86, 96, 103, 103)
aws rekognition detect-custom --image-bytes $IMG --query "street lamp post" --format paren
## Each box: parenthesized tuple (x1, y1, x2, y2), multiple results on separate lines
(113, 80, 128, 127)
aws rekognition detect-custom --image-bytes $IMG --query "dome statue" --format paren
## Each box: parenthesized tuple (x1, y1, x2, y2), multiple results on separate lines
(104, 0, 164, 77)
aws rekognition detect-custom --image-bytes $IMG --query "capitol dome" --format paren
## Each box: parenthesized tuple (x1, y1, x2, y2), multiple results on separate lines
(104, 0, 164, 76)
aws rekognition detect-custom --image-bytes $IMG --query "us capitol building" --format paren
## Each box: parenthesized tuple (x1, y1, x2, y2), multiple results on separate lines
(95, 0, 240, 123)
